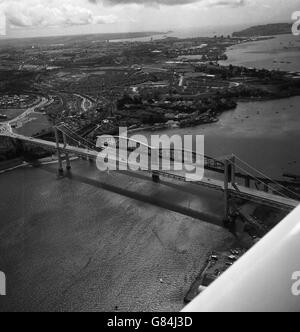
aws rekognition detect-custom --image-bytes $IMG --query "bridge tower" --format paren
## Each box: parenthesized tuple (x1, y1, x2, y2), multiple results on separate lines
(54, 126, 72, 175)
(224, 158, 230, 222)
(223, 155, 236, 222)
(54, 127, 64, 176)
(62, 132, 71, 171)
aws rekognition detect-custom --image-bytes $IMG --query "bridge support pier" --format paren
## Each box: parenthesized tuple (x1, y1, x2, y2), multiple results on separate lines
(152, 172, 160, 183)
(54, 127, 64, 175)
(66, 158, 71, 171)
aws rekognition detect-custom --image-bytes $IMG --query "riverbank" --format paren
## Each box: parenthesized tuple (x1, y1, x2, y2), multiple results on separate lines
(127, 91, 300, 134)
(219, 34, 300, 72)
(0, 158, 26, 173)
(139, 95, 300, 180)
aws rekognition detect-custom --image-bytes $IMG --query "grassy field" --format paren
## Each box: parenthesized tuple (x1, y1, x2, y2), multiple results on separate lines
(14, 113, 52, 137)
(0, 109, 25, 121)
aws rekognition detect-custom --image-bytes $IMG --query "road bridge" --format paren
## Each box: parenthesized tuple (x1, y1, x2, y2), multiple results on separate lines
(0, 125, 298, 220)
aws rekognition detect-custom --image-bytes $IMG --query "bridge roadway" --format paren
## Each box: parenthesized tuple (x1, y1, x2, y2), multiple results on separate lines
(1, 131, 299, 211)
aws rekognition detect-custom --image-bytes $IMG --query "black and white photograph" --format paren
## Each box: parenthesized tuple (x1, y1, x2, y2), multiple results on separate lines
(0, 0, 300, 314)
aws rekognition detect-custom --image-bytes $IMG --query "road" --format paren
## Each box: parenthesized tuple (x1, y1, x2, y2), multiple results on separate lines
(0, 96, 50, 136)
(0, 97, 49, 129)
(74, 94, 94, 112)
(9, 97, 48, 125)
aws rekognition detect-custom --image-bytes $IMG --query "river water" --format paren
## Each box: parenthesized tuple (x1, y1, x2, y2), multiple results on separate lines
(219, 34, 300, 72)
(139, 96, 300, 179)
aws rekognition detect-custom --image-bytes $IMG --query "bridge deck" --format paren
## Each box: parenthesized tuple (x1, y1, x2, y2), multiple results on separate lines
(230, 184, 299, 210)
(155, 171, 298, 210)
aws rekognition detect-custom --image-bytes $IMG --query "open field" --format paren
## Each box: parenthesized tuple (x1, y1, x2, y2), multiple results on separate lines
(0, 109, 24, 121)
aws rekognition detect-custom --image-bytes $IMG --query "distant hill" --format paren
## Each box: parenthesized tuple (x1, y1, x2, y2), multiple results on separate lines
(232, 23, 292, 37)
(0, 31, 166, 48)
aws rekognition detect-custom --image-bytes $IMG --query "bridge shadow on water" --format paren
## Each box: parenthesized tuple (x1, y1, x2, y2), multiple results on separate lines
(39, 164, 224, 227)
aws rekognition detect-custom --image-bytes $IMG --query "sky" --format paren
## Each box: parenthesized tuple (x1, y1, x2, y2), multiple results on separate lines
(0, 0, 299, 38)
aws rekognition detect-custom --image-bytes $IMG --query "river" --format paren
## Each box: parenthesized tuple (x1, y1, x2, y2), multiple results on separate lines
(219, 34, 300, 72)
(139, 96, 300, 180)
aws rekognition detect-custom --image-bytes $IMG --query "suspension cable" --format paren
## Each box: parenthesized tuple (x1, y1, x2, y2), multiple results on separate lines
(57, 125, 96, 148)
(232, 154, 300, 199)
(58, 129, 93, 149)
(234, 164, 291, 199)
(235, 165, 290, 199)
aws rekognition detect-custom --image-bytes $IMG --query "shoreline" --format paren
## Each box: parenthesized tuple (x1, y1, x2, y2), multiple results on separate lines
(219, 33, 300, 72)
(0, 155, 81, 175)
(128, 36, 300, 134)
(0, 159, 27, 174)
(128, 93, 300, 134)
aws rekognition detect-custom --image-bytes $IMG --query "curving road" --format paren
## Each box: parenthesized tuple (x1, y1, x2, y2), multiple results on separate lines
(74, 94, 94, 112)
(0, 123, 12, 136)
(0, 96, 49, 134)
